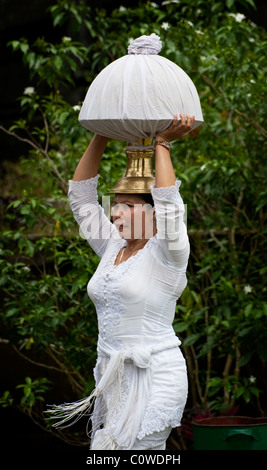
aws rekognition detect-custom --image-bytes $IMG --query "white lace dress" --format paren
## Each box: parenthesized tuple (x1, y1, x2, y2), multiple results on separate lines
(51, 174, 189, 450)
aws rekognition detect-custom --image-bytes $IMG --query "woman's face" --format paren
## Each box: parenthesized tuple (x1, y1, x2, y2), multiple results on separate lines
(111, 194, 155, 241)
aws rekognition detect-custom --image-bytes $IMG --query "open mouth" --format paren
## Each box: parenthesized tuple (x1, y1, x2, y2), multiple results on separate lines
(114, 219, 126, 232)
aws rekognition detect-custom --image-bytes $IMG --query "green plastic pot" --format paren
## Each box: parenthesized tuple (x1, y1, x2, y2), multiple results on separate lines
(193, 416, 267, 450)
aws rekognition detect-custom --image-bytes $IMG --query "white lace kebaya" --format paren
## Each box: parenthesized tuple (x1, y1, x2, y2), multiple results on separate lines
(48, 175, 189, 450)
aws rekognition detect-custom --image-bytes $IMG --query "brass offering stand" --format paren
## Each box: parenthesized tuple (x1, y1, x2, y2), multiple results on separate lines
(110, 138, 155, 194)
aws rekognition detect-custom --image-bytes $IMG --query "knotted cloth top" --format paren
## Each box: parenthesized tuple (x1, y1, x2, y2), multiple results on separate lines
(128, 33, 162, 55)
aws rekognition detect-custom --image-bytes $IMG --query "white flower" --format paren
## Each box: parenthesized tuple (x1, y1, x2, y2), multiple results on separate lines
(187, 20, 194, 27)
(62, 36, 72, 42)
(236, 13, 246, 22)
(249, 376, 256, 384)
(200, 55, 206, 61)
(200, 164, 206, 171)
(23, 87, 35, 96)
(128, 37, 134, 44)
(244, 284, 253, 294)
(72, 105, 81, 111)
(150, 2, 159, 7)
(162, 22, 170, 30)
(162, 0, 179, 4)
(250, 79, 255, 84)
(22, 266, 30, 272)
(248, 37, 255, 43)
(228, 13, 245, 23)
(119, 6, 127, 12)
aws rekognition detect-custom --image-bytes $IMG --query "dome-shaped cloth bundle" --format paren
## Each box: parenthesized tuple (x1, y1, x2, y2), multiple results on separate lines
(79, 33, 203, 143)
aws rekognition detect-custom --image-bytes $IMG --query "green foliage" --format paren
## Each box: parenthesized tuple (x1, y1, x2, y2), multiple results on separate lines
(0, 391, 14, 408)
(16, 377, 51, 408)
(0, 0, 266, 447)
(8, 36, 87, 89)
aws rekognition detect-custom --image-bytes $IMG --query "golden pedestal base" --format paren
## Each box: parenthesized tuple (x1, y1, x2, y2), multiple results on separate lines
(110, 138, 155, 194)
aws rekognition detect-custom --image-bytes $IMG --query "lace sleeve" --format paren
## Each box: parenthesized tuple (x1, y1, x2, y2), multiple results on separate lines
(68, 174, 99, 194)
(68, 175, 120, 257)
(151, 180, 189, 267)
(151, 180, 182, 202)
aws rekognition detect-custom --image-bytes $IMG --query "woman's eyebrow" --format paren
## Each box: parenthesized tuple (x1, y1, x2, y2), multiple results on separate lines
(112, 200, 133, 205)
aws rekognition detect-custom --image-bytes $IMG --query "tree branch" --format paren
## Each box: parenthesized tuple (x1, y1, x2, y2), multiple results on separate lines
(0, 124, 68, 194)
(199, 73, 267, 138)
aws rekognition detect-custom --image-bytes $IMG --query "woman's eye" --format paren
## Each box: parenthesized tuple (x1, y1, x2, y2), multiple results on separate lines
(111, 203, 132, 211)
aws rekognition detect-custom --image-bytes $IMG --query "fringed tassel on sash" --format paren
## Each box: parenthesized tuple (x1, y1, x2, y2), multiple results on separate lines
(46, 392, 97, 429)
(46, 348, 126, 431)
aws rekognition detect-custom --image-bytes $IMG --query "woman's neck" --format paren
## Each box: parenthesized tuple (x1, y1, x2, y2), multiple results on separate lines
(125, 238, 148, 253)
(125, 222, 157, 253)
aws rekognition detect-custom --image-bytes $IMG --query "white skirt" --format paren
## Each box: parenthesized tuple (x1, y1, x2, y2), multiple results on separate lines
(47, 342, 188, 450)
(91, 426, 172, 450)
(91, 345, 188, 449)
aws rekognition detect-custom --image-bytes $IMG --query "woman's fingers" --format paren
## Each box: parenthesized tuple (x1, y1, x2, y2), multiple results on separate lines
(179, 113, 186, 126)
(179, 113, 194, 127)
(178, 113, 195, 132)
(156, 113, 195, 141)
(187, 114, 195, 129)
(173, 114, 179, 126)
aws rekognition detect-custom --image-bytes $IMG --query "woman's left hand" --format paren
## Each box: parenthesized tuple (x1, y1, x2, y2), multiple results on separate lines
(156, 113, 195, 142)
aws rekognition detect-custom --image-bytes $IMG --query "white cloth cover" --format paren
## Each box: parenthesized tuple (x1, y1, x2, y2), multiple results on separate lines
(79, 33, 203, 142)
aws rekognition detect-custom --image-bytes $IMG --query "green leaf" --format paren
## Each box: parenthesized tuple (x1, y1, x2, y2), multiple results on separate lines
(0, 391, 14, 408)
(24, 385, 32, 398)
(226, 0, 234, 8)
(183, 333, 201, 346)
(20, 43, 29, 54)
(244, 304, 253, 317)
(173, 322, 188, 333)
(208, 377, 223, 388)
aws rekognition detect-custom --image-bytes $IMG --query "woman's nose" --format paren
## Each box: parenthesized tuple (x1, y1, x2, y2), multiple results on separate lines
(112, 204, 124, 218)
(113, 211, 123, 221)
(112, 210, 123, 222)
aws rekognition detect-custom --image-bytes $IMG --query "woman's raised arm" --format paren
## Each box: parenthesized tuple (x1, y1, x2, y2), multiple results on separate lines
(69, 134, 120, 258)
(72, 134, 109, 181)
(151, 113, 195, 267)
(154, 113, 194, 188)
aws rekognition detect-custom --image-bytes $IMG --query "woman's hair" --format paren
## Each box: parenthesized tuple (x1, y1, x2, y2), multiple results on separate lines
(113, 192, 154, 208)
(139, 193, 154, 207)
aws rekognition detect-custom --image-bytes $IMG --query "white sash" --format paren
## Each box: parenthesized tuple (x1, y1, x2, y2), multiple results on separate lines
(47, 336, 180, 449)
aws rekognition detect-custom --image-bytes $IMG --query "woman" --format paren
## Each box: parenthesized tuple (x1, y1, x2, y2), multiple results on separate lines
(49, 113, 195, 450)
